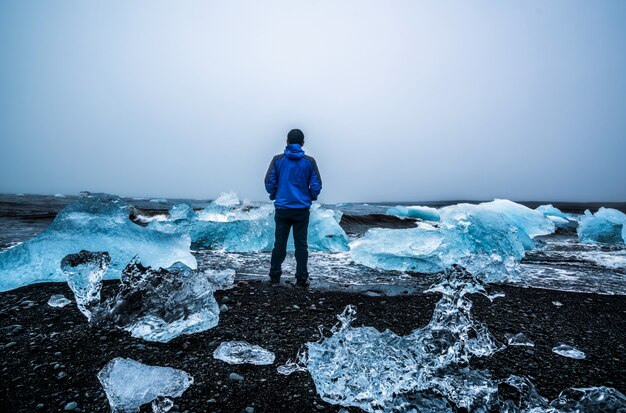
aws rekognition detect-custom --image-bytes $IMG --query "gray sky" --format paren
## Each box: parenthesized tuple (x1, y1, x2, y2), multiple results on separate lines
(1, 1, 625, 203)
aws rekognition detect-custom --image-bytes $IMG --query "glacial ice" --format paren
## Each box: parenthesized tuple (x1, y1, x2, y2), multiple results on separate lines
(475, 199, 555, 238)
(47, 294, 71, 308)
(386, 205, 440, 221)
(279, 267, 625, 412)
(150, 196, 350, 253)
(97, 357, 193, 413)
(578, 208, 626, 245)
(506, 332, 534, 347)
(90, 257, 232, 343)
(536, 204, 578, 229)
(213, 341, 276, 365)
(552, 343, 586, 359)
(61, 250, 111, 320)
(280, 267, 504, 412)
(0, 192, 197, 292)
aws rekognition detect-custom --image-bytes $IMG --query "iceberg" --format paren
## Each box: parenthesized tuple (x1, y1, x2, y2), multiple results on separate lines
(351, 200, 555, 278)
(577, 208, 626, 245)
(552, 343, 586, 359)
(61, 250, 111, 320)
(47, 294, 71, 308)
(386, 205, 440, 221)
(213, 341, 276, 365)
(97, 357, 193, 413)
(91, 257, 232, 343)
(536, 204, 578, 229)
(0, 192, 196, 292)
(150, 196, 350, 253)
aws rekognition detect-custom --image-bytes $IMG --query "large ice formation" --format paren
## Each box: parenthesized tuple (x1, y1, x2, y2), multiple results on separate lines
(279, 267, 504, 411)
(61, 250, 111, 320)
(535, 204, 578, 229)
(0, 192, 196, 291)
(577, 208, 626, 245)
(91, 257, 232, 343)
(149, 195, 349, 252)
(97, 357, 193, 413)
(351, 200, 555, 278)
(213, 341, 276, 365)
(278, 267, 625, 412)
(386, 205, 440, 221)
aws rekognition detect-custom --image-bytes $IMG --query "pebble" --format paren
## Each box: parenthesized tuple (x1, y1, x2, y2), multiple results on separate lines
(220, 304, 229, 313)
(245, 407, 255, 413)
(57, 371, 67, 379)
(229, 372, 244, 381)
(64, 401, 77, 410)
(35, 403, 45, 410)
(100, 336, 108, 342)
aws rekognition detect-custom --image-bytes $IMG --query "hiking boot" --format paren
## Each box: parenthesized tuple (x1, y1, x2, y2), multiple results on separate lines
(269, 276, 280, 285)
(295, 278, 310, 289)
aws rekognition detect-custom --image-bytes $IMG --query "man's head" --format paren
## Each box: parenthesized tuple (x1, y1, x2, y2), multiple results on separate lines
(287, 129, 305, 146)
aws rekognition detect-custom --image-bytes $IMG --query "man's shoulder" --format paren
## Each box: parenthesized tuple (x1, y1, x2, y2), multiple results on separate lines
(303, 155, 317, 163)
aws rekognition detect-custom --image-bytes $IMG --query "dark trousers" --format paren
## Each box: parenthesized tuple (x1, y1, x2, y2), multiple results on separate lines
(270, 208, 310, 281)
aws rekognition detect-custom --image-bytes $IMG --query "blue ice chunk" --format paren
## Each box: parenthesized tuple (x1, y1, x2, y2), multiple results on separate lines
(386, 205, 440, 221)
(98, 357, 193, 413)
(47, 294, 71, 308)
(150, 197, 349, 253)
(536, 204, 578, 229)
(0, 192, 196, 291)
(552, 343, 586, 359)
(476, 199, 555, 238)
(351, 200, 554, 278)
(578, 208, 626, 245)
(91, 258, 231, 343)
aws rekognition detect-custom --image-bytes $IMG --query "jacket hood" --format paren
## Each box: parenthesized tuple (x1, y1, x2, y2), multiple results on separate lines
(284, 144, 305, 160)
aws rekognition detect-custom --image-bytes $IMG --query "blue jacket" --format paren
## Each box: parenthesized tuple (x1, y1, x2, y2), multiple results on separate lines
(265, 144, 322, 209)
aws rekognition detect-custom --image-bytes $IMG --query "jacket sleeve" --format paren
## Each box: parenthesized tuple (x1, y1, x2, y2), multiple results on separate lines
(309, 157, 322, 200)
(264, 156, 278, 200)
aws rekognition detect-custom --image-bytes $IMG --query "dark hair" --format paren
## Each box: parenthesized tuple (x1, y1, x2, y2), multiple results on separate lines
(287, 129, 305, 145)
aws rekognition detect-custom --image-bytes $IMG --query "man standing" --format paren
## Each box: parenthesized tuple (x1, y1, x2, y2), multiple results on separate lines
(264, 129, 322, 288)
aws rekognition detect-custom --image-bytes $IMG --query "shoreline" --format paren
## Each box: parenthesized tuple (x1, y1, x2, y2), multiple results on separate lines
(1, 280, 624, 412)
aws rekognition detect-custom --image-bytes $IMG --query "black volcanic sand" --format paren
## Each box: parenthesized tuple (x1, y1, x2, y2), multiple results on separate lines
(1, 280, 625, 413)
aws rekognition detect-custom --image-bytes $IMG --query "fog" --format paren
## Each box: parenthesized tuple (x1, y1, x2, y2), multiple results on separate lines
(1, 1, 625, 203)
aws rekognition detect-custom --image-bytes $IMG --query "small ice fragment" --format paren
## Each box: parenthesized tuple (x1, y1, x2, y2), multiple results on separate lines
(506, 333, 534, 347)
(213, 191, 240, 207)
(47, 294, 72, 308)
(213, 341, 275, 365)
(97, 357, 193, 413)
(552, 343, 586, 359)
(61, 250, 111, 320)
(54, 193, 66, 198)
(151, 396, 174, 413)
(149, 198, 168, 203)
(552, 301, 563, 307)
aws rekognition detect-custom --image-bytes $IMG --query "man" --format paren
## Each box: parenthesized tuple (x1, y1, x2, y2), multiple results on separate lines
(264, 128, 322, 288)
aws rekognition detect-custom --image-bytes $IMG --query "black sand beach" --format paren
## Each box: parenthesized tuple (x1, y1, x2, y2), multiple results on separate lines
(1, 279, 624, 413)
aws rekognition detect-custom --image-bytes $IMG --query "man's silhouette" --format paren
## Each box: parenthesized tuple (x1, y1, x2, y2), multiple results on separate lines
(264, 129, 322, 288)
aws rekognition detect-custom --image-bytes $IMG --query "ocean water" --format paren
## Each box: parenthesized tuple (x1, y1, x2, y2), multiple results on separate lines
(1, 194, 625, 295)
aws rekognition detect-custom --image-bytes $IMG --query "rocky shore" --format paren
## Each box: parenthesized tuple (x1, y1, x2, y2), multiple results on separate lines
(1, 279, 625, 412)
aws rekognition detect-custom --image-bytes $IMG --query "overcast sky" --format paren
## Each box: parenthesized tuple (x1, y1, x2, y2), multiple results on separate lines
(1, 1, 624, 203)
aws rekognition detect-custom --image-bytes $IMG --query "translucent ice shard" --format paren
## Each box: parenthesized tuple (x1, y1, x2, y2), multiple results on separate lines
(47, 294, 71, 308)
(61, 250, 110, 320)
(552, 343, 586, 359)
(386, 205, 441, 221)
(97, 357, 193, 413)
(150, 196, 349, 253)
(549, 386, 626, 412)
(578, 208, 626, 245)
(0, 192, 196, 291)
(506, 332, 534, 347)
(213, 341, 276, 365)
(91, 258, 231, 343)
(281, 267, 504, 412)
